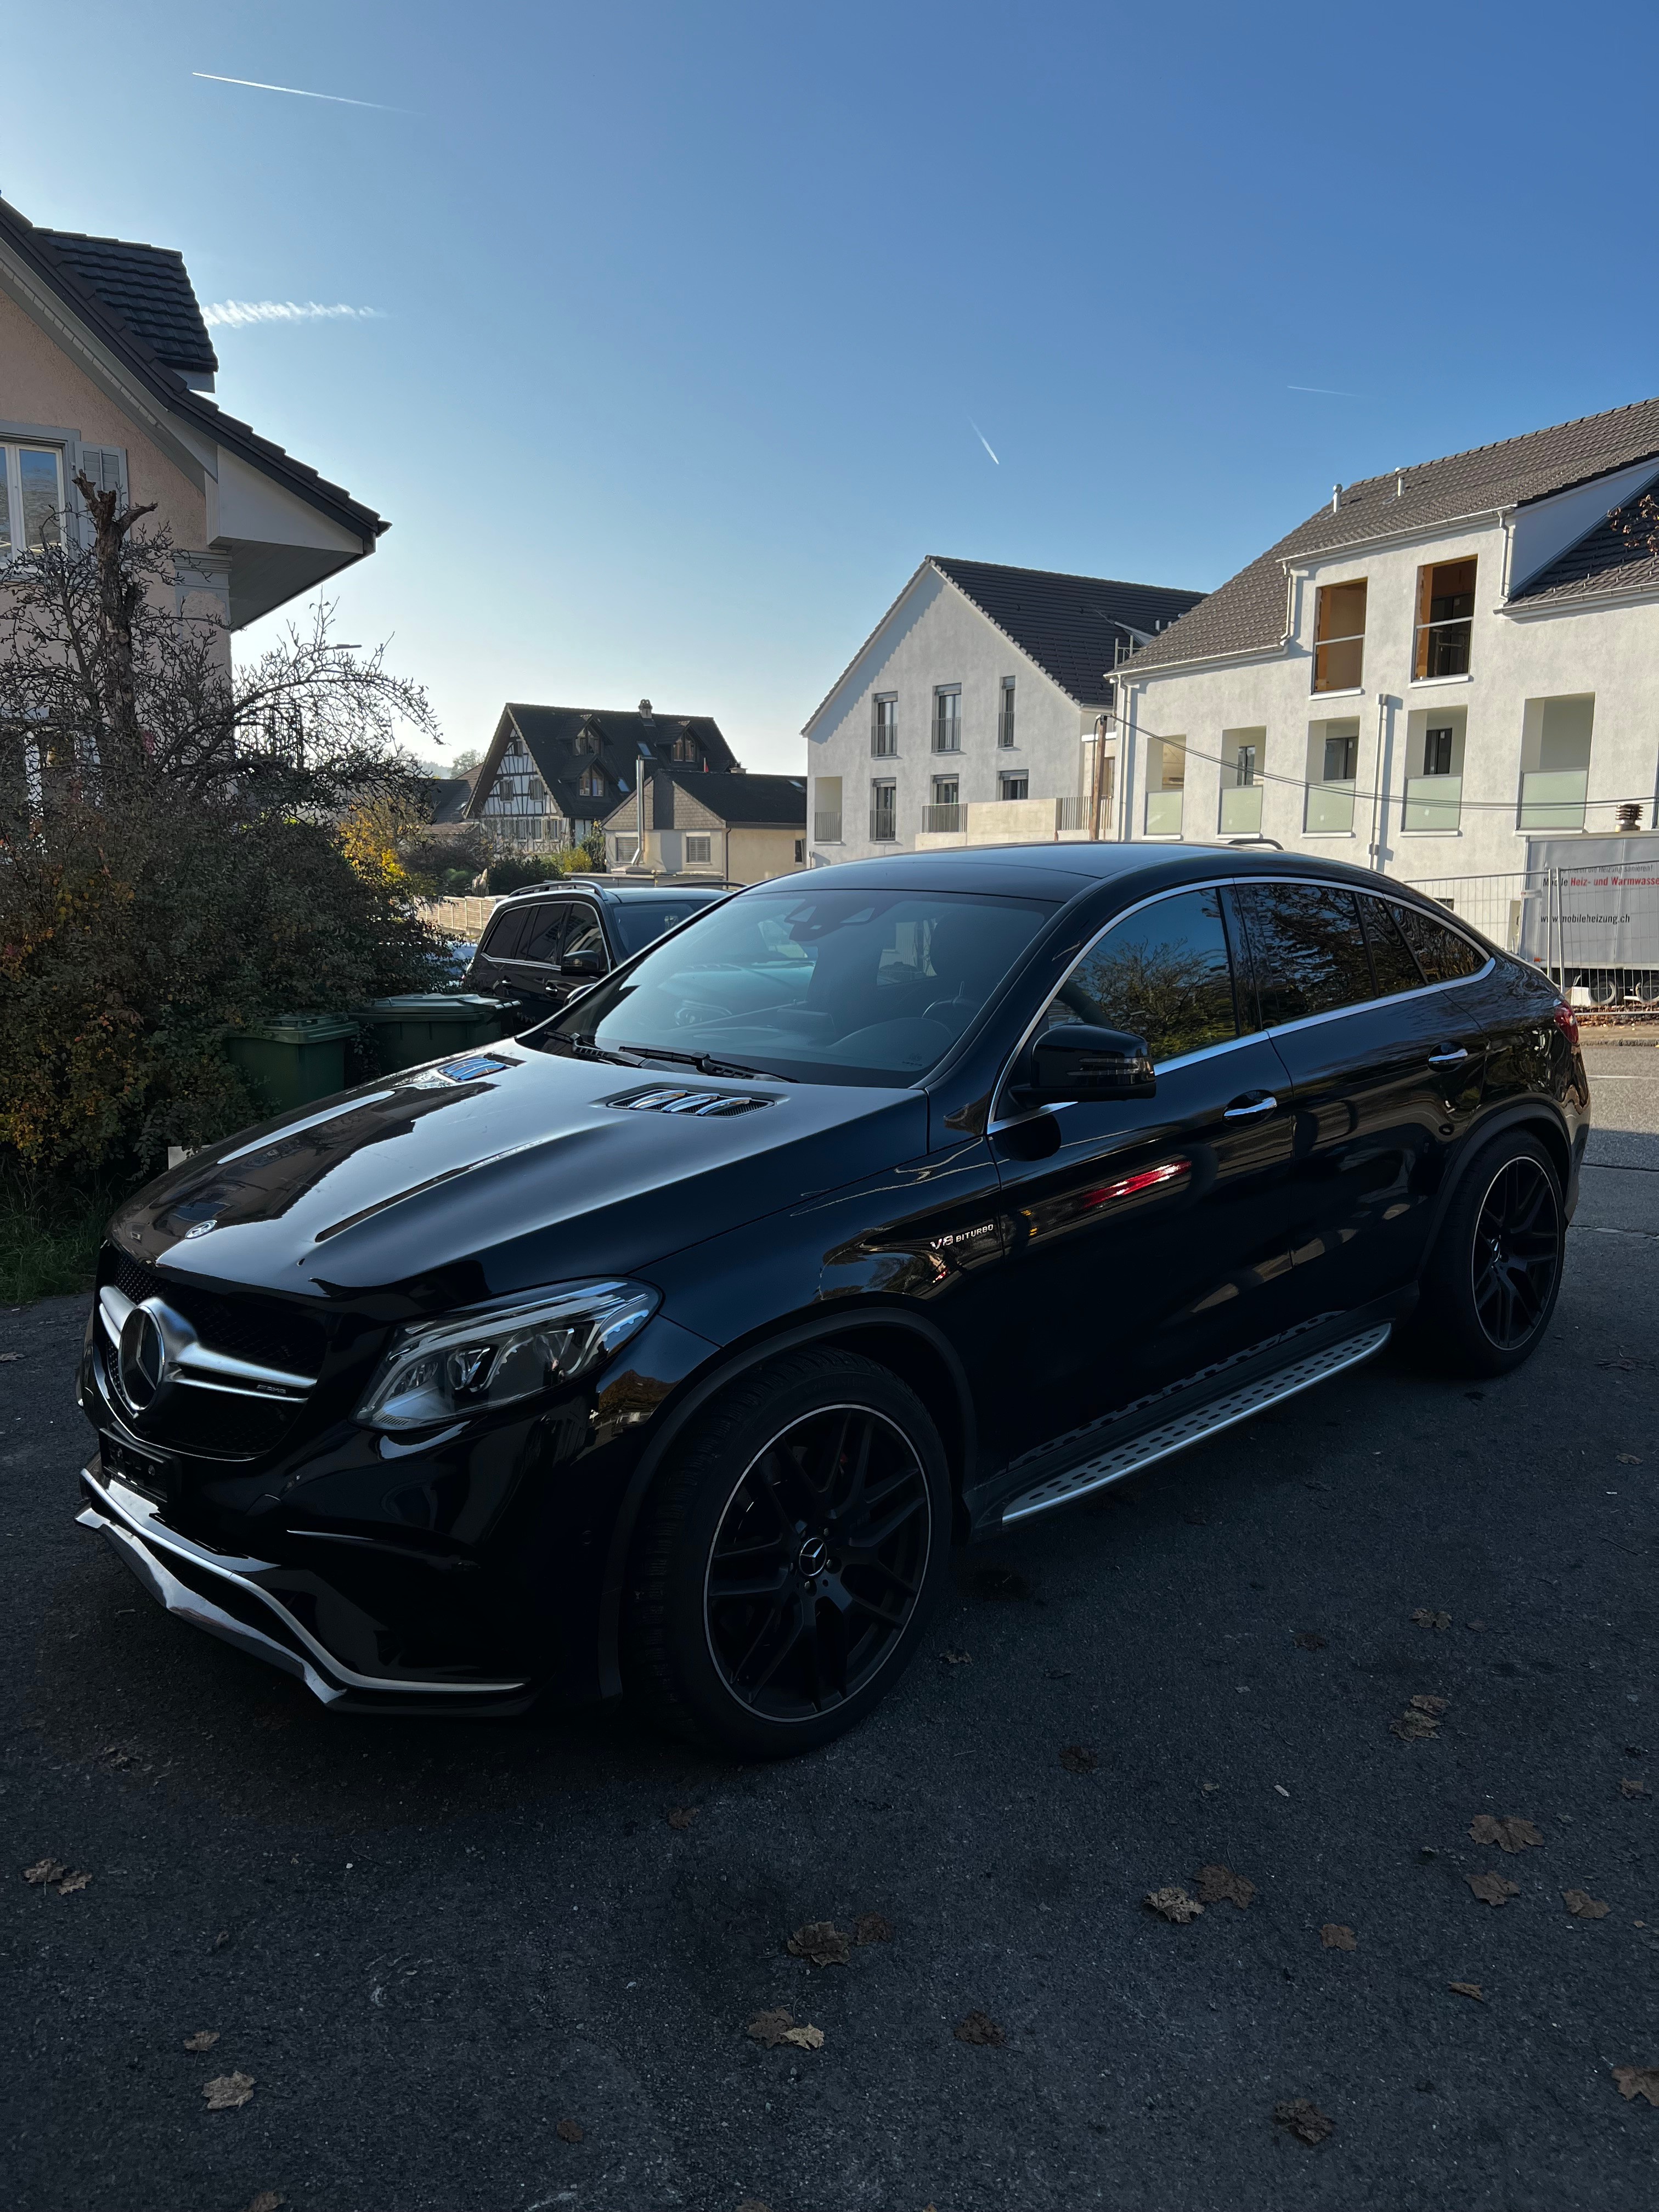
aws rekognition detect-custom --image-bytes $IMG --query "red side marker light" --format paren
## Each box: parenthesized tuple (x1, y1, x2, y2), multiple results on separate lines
(1080, 1159, 1190, 1211)
(1551, 1001, 1579, 1048)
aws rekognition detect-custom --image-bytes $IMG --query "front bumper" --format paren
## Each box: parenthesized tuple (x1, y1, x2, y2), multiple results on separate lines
(76, 1462, 537, 1716)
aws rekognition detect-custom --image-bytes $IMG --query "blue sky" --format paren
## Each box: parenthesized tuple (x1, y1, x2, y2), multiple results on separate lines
(11, 1, 1659, 772)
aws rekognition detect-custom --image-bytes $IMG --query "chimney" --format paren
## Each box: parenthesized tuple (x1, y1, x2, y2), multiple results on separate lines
(1331, 483, 1342, 513)
(638, 698, 653, 723)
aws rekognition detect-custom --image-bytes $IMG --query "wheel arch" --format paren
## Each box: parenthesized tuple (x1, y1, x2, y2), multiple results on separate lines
(1422, 1101, 1572, 1269)
(594, 1304, 978, 1697)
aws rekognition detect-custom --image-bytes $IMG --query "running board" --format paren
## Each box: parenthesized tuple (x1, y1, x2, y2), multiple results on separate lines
(1000, 1323, 1392, 1526)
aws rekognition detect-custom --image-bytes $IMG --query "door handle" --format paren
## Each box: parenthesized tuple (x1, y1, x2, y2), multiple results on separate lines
(1426, 1045, 1469, 1068)
(1223, 1092, 1278, 1121)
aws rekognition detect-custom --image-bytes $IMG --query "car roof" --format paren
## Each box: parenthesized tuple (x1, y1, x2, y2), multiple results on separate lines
(497, 879, 729, 905)
(763, 842, 1406, 900)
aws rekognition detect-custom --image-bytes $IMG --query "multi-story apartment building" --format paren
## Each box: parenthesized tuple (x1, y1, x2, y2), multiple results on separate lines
(802, 556, 1204, 864)
(1113, 397, 1659, 881)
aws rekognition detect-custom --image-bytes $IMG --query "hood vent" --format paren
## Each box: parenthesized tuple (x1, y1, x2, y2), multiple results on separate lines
(610, 1087, 776, 1119)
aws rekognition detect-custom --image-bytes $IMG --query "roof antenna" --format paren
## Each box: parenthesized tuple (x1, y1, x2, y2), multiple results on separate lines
(1331, 483, 1342, 513)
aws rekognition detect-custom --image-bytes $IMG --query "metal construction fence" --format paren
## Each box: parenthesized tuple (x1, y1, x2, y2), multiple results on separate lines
(1404, 852, 1659, 1015)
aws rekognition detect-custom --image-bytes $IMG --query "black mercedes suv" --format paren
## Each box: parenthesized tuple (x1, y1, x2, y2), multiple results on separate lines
(465, 879, 729, 1028)
(77, 844, 1588, 1756)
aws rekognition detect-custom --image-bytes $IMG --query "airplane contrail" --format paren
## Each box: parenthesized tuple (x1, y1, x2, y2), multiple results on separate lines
(1288, 383, 1362, 398)
(192, 71, 405, 112)
(970, 419, 1000, 465)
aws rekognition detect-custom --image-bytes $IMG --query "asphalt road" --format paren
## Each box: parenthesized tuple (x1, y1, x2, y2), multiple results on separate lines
(4, 1047, 1657, 2212)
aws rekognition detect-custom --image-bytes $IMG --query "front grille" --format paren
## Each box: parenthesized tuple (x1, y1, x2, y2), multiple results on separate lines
(608, 1087, 775, 1118)
(110, 1251, 329, 1375)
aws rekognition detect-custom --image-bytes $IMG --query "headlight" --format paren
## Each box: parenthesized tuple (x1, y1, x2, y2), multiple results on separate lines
(354, 1280, 659, 1434)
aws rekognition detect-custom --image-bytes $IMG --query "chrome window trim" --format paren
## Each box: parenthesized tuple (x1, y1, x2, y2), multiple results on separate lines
(985, 875, 1495, 1132)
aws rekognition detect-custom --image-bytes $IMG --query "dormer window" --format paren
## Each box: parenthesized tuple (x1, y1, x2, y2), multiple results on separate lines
(578, 766, 607, 799)
(672, 731, 699, 764)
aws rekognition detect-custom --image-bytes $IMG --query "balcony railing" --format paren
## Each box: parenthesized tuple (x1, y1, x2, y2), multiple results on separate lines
(922, 803, 964, 833)
(1055, 795, 1086, 831)
(1403, 774, 1462, 833)
(869, 807, 899, 843)
(812, 810, 842, 843)
(1519, 769, 1588, 831)
(931, 719, 961, 753)
(1219, 785, 1263, 837)
(1144, 789, 1184, 836)
(871, 725, 898, 757)
(997, 712, 1016, 748)
(1306, 781, 1356, 834)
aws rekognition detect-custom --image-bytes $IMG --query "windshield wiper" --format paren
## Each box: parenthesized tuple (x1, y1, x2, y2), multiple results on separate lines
(554, 1034, 650, 1069)
(608, 1042, 798, 1083)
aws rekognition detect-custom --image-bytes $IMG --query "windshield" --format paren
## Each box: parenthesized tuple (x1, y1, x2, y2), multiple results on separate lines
(609, 896, 725, 958)
(549, 887, 1058, 1085)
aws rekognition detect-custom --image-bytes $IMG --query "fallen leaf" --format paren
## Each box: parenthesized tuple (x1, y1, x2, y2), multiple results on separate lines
(939, 1649, 972, 1665)
(1449, 1981, 1484, 2001)
(1272, 2098, 1335, 2146)
(55, 1870, 91, 1895)
(1293, 1630, 1327, 1650)
(1194, 1863, 1255, 1909)
(1613, 2066, 1659, 2106)
(787, 1920, 850, 1967)
(1320, 1924, 1357, 1950)
(667, 1807, 699, 1831)
(23, 1859, 66, 1886)
(1616, 1453, 1643, 1465)
(746, 2008, 796, 2049)
(1564, 1889, 1610, 1920)
(782, 2023, 824, 2050)
(1469, 1814, 1543, 1853)
(1144, 1885, 1204, 1923)
(953, 2010, 1005, 2047)
(244, 2196, 286, 2212)
(212, 1930, 230, 1951)
(0, 1352, 18, 1362)
(853, 1912, 894, 1945)
(1621, 1779, 1650, 1800)
(555, 2118, 584, 2143)
(182, 2030, 220, 2052)
(202, 2072, 255, 2111)
(1410, 1693, 1449, 1717)
(1200, 1781, 1220, 1794)
(1059, 1745, 1098, 1774)
(1391, 1707, 1442, 1741)
(1468, 1871, 1520, 1906)
(1411, 1608, 1452, 1630)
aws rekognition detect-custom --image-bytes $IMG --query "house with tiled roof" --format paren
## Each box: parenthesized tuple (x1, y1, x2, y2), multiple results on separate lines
(601, 765, 806, 882)
(465, 701, 739, 854)
(1113, 396, 1659, 886)
(802, 556, 1204, 861)
(0, 193, 385, 650)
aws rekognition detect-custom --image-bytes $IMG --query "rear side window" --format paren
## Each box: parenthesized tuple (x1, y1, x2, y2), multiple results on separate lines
(1238, 882, 1374, 1024)
(563, 906, 606, 963)
(516, 903, 569, 964)
(1359, 894, 1424, 996)
(1041, 888, 1239, 1065)
(478, 907, 532, 962)
(609, 899, 717, 956)
(1389, 900, 1486, 983)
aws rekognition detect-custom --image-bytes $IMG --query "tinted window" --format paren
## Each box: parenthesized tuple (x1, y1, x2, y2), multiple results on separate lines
(1389, 901, 1485, 983)
(551, 888, 1056, 1086)
(610, 898, 722, 957)
(562, 906, 606, 966)
(516, 902, 569, 964)
(1239, 882, 1374, 1024)
(1360, 894, 1424, 996)
(1041, 888, 1238, 1064)
(478, 907, 532, 962)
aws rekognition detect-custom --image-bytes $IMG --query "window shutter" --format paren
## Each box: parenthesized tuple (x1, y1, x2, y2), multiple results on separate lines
(75, 447, 129, 544)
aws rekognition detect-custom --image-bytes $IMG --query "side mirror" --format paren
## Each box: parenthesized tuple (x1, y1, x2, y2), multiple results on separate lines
(1020, 1023, 1155, 1104)
(561, 947, 605, 979)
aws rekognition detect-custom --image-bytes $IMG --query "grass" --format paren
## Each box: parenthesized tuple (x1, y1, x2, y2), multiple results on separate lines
(0, 1160, 126, 1306)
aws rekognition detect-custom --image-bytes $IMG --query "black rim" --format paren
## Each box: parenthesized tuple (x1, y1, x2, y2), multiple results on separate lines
(1471, 1158, 1560, 1348)
(703, 1403, 931, 1723)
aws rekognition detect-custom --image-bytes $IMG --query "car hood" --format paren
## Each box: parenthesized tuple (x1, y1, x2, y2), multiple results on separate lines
(108, 1046, 927, 1308)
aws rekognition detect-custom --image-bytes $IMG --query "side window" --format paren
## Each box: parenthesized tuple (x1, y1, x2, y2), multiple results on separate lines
(1388, 900, 1485, 983)
(562, 906, 607, 968)
(1041, 888, 1239, 1065)
(478, 907, 532, 963)
(1238, 882, 1373, 1024)
(516, 902, 569, 966)
(1359, 894, 1424, 996)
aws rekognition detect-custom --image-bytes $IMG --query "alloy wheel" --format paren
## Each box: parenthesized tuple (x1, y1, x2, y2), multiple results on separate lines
(1470, 1157, 1560, 1350)
(703, 1403, 932, 1723)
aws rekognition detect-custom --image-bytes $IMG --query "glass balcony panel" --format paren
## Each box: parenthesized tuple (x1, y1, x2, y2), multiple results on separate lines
(1306, 782, 1356, 834)
(812, 810, 842, 842)
(1403, 775, 1462, 832)
(1313, 637, 1364, 692)
(1144, 789, 1184, 836)
(1519, 769, 1587, 831)
(1219, 785, 1263, 836)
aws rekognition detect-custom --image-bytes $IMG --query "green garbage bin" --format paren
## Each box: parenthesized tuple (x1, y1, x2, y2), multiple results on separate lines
(350, 993, 505, 1076)
(223, 1013, 359, 1114)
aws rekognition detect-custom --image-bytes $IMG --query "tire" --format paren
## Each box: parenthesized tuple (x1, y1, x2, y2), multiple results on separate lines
(622, 1347, 952, 1757)
(1408, 1130, 1565, 1376)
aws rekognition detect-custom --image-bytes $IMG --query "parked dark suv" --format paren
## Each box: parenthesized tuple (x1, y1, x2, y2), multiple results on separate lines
(466, 880, 730, 1026)
(77, 844, 1588, 1757)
